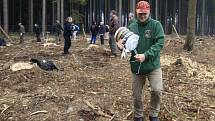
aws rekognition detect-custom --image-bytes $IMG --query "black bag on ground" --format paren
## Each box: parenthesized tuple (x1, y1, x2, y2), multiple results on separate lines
(30, 58, 59, 71)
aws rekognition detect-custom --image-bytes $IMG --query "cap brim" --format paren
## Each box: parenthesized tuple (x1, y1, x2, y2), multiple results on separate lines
(136, 9, 150, 14)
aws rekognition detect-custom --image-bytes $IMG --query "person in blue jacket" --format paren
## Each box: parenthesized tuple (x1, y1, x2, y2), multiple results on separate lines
(98, 21, 106, 45)
(90, 22, 98, 44)
(63, 17, 75, 55)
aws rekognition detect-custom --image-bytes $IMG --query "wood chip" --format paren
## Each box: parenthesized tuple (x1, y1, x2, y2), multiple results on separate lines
(30, 110, 48, 115)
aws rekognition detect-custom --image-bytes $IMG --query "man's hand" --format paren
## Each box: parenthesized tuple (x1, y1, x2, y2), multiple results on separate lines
(134, 54, 145, 62)
(116, 39, 124, 51)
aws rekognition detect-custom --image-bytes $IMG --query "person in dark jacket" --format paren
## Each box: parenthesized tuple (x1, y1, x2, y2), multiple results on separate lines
(63, 16, 75, 55)
(128, 12, 136, 27)
(109, 10, 120, 57)
(0, 38, 6, 46)
(54, 20, 63, 42)
(34, 24, 41, 42)
(90, 22, 98, 44)
(98, 21, 106, 45)
(117, 1, 164, 121)
(18, 23, 25, 43)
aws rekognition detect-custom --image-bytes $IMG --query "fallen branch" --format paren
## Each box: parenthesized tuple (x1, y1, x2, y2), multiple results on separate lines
(84, 100, 112, 118)
(163, 104, 171, 116)
(179, 80, 201, 86)
(163, 91, 189, 99)
(88, 91, 107, 95)
(84, 100, 130, 121)
(196, 107, 200, 120)
(208, 35, 212, 40)
(112, 100, 117, 109)
(209, 105, 215, 109)
(172, 25, 181, 39)
(0, 25, 12, 42)
(1, 104, 10, 114)
(123, 111, 133, 120)
(82, 24, 87, 42)
(109, 113, 116, 121)
(30, 110, 48, 115)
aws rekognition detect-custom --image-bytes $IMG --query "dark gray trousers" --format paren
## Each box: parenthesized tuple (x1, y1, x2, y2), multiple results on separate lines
(109, 34, 117, 55)
(132, 68, 163, 118)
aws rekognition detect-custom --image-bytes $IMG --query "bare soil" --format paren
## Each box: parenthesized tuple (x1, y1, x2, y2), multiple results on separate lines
(0, 35, 214, 121)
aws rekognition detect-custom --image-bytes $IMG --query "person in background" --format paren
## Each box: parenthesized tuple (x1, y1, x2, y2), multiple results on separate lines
(63, 16, 75, 55)
(104, 25, 109, 40)
(117, 1, 165, 121)
(34, 24, 41, 42)
(90, 22, 98, 44)
(109, 10, 120, 57)
(128, 12, 136, 27)
(0, 38, 6, 46)
(72, 23, 80, 40)
(98, 21, 106, 45)
(54, 20, 63, 42)
(18, 23, 25, 43)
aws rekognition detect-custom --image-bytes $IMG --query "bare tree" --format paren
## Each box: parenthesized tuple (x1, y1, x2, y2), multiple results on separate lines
(42, 0, 46, 33)
(118, 0, 122, 26)
(184, 0, 197, 51)
(155, 0, 159, 20)
(201, 0, 205, 35)
(57, 0, 60, 23)
(3, 0, 8, 33)
(61, 0, 64, 27)
(29, 0, 34, 32)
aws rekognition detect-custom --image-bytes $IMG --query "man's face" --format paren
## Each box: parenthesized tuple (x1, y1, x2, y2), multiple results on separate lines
(129, 16, 133, 20)
(110, 13, 115, 18)
(137, 12, 150, 22)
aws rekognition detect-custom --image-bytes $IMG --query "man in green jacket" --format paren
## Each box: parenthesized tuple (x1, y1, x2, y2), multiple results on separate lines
(118, 1, 164, 121)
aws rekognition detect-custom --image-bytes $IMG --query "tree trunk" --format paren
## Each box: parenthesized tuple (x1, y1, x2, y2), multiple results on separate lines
(155, 0, 159, 20)
(104, 0, 108, 24)
(57, 0, 60, 22)
(201, 0, 205, 35)
(184, 0, 197, 51)
(19, 0, 22, 22)
(164, 0, 168, 34)
(52, 1, 55, 25)
(89, 0, 92, 24)
(61, 0, 64, 27)
(178, 0, 181, 34)
(42, 0, 46, 33)
(93, 0, 95, 22)
(213, 0, 215, 35)
(0, 12, 1, 27)
(3, 0, 8, 33)
(29, 0, 33, 32)
(118, 0, 122, 26)
(130, 0, 136, 14)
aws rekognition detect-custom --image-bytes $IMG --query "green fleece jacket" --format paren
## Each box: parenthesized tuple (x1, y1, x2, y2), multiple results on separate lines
(127, 18, 137, 27)
(128, 18, 164, 74)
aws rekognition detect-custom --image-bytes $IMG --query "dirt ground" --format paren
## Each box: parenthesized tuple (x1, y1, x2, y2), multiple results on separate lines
(0, 34, 214, 121)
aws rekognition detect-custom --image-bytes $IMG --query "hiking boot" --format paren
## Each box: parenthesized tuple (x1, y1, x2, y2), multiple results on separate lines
(149, 116, 159, 121)
(62, 52, 70, 56)
(110, 54, 117, 58)
(134, 117, 143, 121)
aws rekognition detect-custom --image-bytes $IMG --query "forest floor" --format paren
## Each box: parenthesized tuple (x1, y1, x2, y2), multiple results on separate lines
(0, 34, 214, 121)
